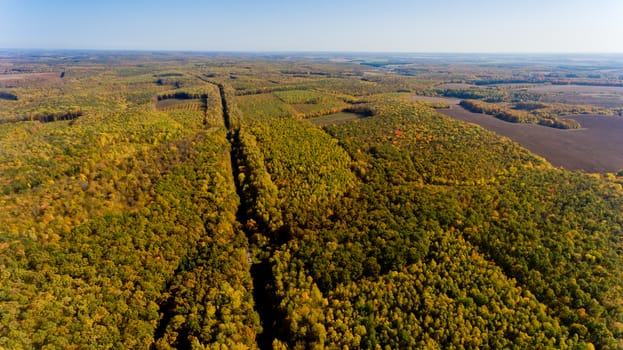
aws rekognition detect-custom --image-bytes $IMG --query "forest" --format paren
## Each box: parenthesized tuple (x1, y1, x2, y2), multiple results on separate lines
(0, 51, 622, 349)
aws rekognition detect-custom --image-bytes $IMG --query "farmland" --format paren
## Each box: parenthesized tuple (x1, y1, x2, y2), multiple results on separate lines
(308, 111, 368, 126)
(412, 95, 623, 172)
(527, 84, 623, 108)
(436, 83, 623, 109)
(0, 51, 623, 349)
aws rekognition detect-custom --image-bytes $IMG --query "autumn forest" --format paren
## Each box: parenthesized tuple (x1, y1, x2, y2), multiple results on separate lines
(1, 51, 623, 349)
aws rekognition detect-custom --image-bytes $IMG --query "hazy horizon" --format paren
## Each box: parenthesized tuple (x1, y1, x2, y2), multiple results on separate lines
(2, 0, 623, 53)
(3, 49, 623, 55)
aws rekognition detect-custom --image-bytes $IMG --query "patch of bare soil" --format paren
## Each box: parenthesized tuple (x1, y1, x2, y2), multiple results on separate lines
(0, 72, 59, 81)
(412, 95, 623, 172)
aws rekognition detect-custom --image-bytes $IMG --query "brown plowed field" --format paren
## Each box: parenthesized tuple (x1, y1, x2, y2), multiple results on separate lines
(0, 72, 59, 81)
(412, 95, 623, 173)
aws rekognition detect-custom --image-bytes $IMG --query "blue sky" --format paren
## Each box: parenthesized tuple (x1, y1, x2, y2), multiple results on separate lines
(1, 0, 622, 52)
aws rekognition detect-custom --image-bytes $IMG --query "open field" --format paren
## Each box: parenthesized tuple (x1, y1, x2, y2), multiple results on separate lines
(155, 98, 202, 110)
(414, 95, 623, 172)
(526, 84, 623, 108)
(308, 111, 368, 126)
(0, 72, 60, 86)
(412, 95, 461, 105)
(446, 108, 623, 172)
(436, 82, 623, 109)
(0, 72, 59, 81)
(0, 72, 63, 89)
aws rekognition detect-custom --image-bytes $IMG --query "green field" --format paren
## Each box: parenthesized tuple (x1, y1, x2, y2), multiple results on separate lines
(308, 111, 367, 126)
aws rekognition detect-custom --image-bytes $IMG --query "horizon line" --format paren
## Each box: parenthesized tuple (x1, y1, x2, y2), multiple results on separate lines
(2, 48, 623, 56)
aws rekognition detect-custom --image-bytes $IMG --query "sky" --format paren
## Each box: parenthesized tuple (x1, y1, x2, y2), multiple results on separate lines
(1, 0, 622, 53)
